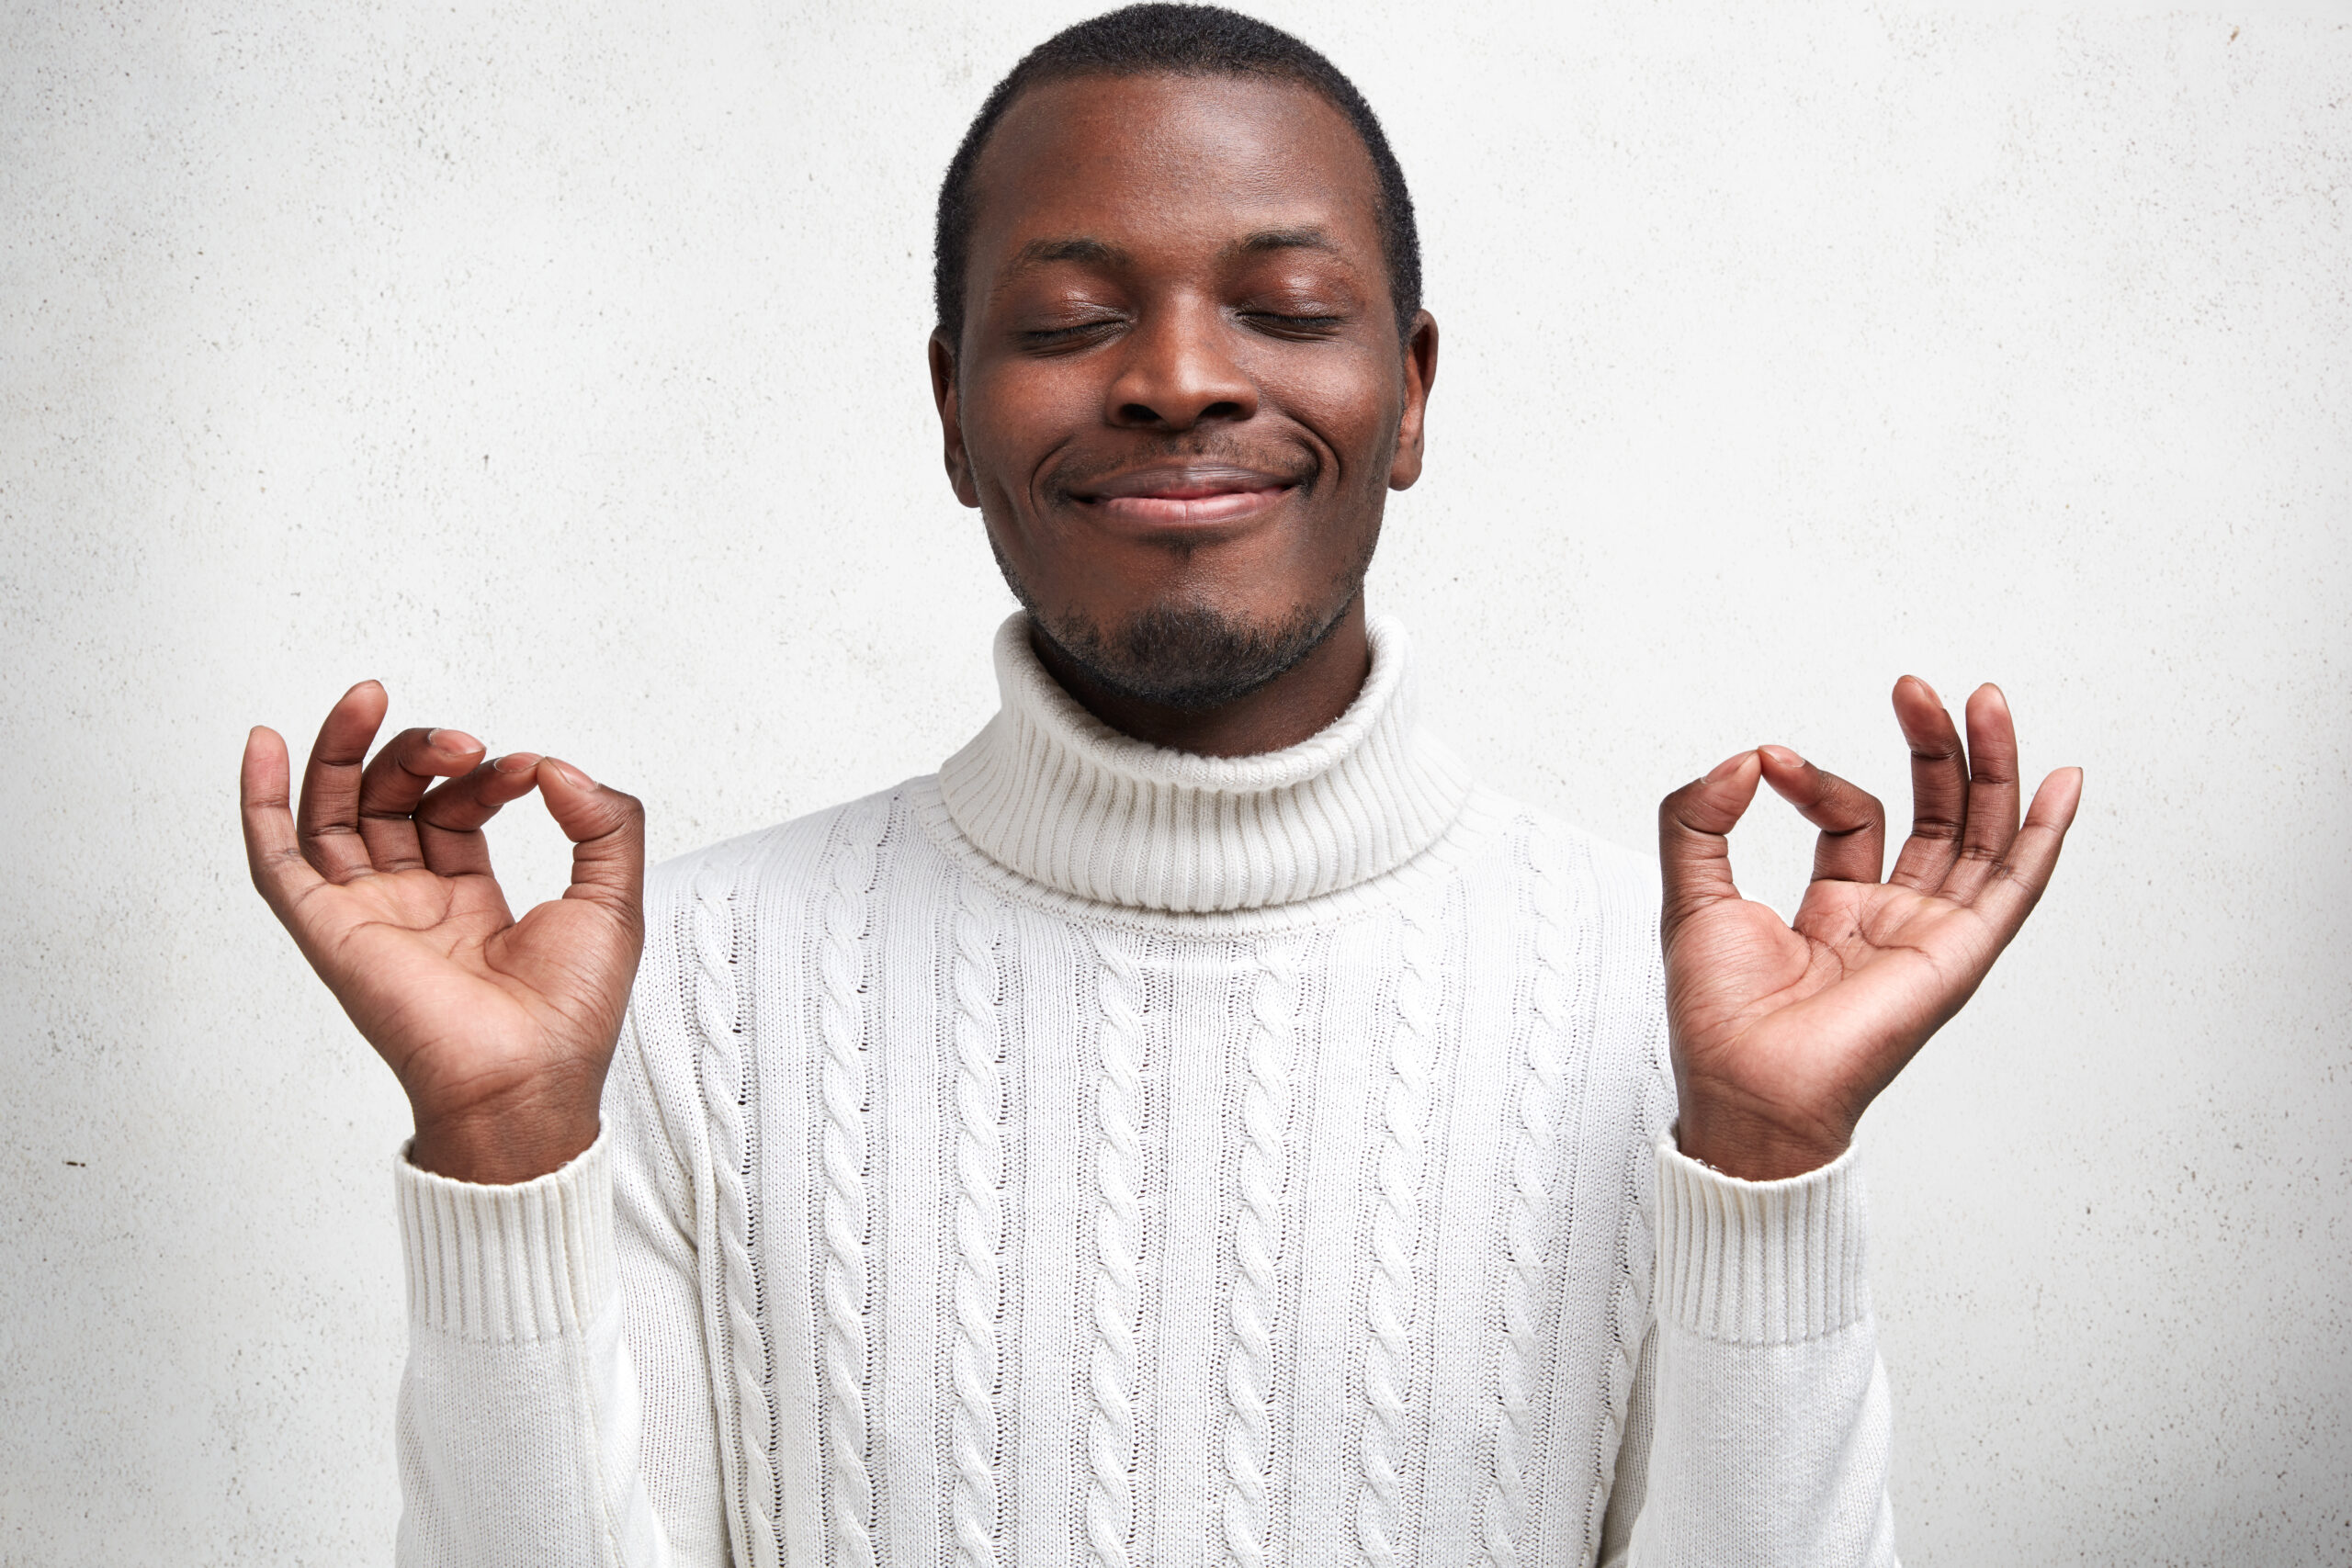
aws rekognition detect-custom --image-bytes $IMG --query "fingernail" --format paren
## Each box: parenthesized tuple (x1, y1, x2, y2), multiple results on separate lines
(492, 751, 540, 774)
(1705, 750, 1752, 783)
(548, 760, 594, 789)
(1905, 674, 1940, 705)
(1760, 744, 1804, 768)
(430, 728, 483, 753)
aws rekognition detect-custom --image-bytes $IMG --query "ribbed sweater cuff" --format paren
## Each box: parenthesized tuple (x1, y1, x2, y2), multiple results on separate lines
(394, 1134, 616, 1344)
(1653, 1134, 1871, 1346)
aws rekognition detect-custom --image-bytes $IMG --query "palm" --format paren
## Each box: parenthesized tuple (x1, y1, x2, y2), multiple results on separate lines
(302, 868, 615, 1111)
(1657, 679, 2081, 1178)
(241, 681, 644, 1181)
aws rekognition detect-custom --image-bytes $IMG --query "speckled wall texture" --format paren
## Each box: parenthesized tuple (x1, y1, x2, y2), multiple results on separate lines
(3, 2, 2346, 1562)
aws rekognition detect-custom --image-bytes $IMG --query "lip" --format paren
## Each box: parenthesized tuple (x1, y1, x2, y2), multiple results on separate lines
(1069, 463, 1298, 530)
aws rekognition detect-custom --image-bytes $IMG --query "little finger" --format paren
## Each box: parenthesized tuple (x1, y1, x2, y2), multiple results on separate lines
(1972, 767, 2084, 942)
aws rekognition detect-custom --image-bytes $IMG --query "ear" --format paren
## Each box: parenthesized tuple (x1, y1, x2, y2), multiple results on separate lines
(1386, 310, 1440, 491)
(929, 328, 980, 509)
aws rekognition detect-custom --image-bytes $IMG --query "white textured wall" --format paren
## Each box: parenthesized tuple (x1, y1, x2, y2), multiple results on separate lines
(4, 2, 2346, 1561)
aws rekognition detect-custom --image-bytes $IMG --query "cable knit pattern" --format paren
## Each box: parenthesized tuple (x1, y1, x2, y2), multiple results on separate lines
(1481, 925, 1562, 1561)
(1088, 932, 1149, 1568)
(388, 616, 1900, 1568)
(939, 615, 1474, 913)
(819, 821, 879, 1568)
(1356, 907, 1439, 1568)
(1482, 825, 1589, 1566)
(949, 874, 1006, 1568)
(1223, 936, 1301, 1568)
(688, 851, 782, 1568)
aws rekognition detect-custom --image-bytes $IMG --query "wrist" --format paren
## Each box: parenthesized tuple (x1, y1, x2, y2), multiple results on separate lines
(1673, 1098, 1852, 1182)
(408, 1087, 602, 1186)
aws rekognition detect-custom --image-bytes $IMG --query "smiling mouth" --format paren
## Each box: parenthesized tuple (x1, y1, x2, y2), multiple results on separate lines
(1070, 465, 1299, 529)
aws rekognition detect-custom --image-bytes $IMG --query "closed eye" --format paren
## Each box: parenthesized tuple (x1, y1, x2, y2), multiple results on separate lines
(1242, 310, 1345, 340)
(1018, 319, 1125, 351)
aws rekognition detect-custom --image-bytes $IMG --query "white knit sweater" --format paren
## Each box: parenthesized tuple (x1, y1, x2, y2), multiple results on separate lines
(392, 616, 1897, 1568)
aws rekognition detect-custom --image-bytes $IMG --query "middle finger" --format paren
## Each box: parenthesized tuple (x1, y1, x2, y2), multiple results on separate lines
(356, 727, 487, 871)
(1888, 676, 1970, 892)
(414, 751, 543, 879)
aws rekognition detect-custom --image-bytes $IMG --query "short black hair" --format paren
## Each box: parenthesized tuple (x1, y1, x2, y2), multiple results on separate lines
(932, 4, 1421, 347)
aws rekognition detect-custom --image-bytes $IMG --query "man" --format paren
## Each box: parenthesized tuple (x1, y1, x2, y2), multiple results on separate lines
(238, 7, 2080, 1565)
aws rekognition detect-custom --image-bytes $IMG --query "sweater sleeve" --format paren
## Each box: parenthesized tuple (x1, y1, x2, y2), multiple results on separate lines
(1597, 1138, 1898, 1567)
(390, 1013, 730, 1568)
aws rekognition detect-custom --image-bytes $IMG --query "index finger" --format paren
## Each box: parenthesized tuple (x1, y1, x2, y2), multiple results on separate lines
(1657, 750, 1763, 935)
(1758, 746, 1886, 886)
(356, 726, 488, 873)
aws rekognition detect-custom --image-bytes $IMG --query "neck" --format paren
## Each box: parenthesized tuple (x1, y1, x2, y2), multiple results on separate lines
(1027, 597, 1373, 759)
(938, 608, 1474, 912)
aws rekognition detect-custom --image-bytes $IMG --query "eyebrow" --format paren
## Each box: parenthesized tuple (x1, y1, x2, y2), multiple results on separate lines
(1222, 226, 1340, 260)
(999, 225, 1343, 277)
(983, 226, 1351, 309)
(1005, 235, 1129, 272)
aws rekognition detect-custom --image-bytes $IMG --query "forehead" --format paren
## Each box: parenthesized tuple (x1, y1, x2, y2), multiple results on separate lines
(966, 73, 1384, 263)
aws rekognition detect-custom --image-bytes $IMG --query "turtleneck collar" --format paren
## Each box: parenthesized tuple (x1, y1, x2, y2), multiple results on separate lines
(937, 614, 1474, 914)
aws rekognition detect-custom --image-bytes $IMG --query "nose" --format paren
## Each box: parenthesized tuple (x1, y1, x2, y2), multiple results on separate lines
(1102, 297, 1258, 432)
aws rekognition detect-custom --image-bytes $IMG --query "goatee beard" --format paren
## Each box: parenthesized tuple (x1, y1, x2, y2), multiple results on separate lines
(1027, 595, 1353, 713)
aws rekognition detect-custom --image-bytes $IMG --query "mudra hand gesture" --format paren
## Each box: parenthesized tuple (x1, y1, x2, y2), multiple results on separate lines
(239, 682, 645, 1183)
(242, 672, 2075, 1190)
(1659, 679, 2083, 1179)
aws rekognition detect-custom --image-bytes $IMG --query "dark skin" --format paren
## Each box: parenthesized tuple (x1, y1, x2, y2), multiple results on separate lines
(239, 71, 2081, 1185)
(933, 74, 1436, 757)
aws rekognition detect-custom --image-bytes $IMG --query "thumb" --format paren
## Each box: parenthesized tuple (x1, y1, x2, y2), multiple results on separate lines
(1657, 750, 1762, 934)
(536, 758, 645, 932)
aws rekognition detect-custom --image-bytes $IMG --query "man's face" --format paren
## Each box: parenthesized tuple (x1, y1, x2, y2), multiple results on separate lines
(932, 72, 1437, 710)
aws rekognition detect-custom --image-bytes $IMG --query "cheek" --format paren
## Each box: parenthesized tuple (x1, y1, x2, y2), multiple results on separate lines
(961, 362, 1091, 583)
(1250, 344, 1402, 487)
(962, 356, 1095, 476)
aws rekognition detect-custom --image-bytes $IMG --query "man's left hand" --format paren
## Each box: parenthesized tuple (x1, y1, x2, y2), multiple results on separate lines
(1657, 679, 2084, 1180)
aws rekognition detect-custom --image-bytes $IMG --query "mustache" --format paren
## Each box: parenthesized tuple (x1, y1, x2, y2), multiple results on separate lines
(1045, 440, 1319, 503)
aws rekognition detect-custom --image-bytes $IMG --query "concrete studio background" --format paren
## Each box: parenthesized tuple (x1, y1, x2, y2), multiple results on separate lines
(4, 2, 2346, 1562)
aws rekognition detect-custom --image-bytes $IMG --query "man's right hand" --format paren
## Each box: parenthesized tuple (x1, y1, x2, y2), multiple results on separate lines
(239, 680, 645, 1184)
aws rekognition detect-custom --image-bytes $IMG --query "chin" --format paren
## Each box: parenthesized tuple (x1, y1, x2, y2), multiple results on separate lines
(1035, 595, 1349, 712)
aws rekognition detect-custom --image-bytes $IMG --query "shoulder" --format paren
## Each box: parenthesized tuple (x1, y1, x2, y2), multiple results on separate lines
(1457, 789, 1668, 1047)
(612, 784, 935, 1167)
(641, 779, 933, 924)
(631, 777, 945, 1028)
(1452, 789, 1673, 1128)
(624, 780, 946, 1108)
(1469, 786, 1661, 928)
